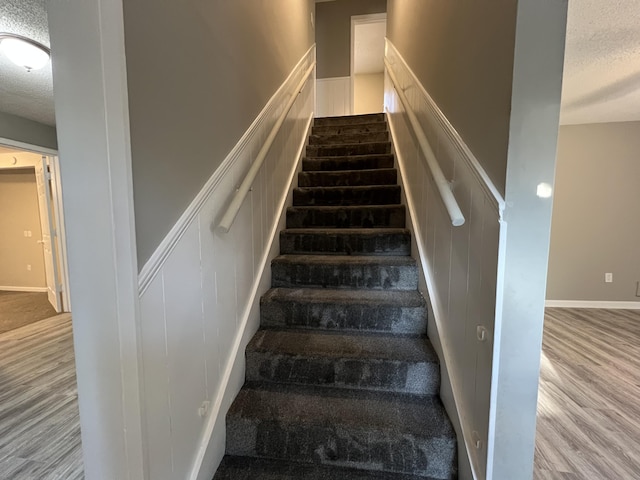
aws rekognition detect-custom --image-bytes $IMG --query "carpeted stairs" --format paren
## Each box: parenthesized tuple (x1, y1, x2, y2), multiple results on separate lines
(213, 113, 457, 479)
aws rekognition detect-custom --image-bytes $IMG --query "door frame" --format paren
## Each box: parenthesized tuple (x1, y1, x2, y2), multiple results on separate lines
(0, 137, 71, 311)
(350, 13, 387, 114)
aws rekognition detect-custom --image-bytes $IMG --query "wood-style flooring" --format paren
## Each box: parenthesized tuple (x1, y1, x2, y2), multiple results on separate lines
(0, 304, 636, 479)
(0, 314, 83, 479)
(535, 307, 640, 480)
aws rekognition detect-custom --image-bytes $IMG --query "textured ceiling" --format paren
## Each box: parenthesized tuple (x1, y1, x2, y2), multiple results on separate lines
(354, 21, 386, 75)
(0, 0, 55, 126)
(1, 0, 639, 127)
(560, 0, 640, 124)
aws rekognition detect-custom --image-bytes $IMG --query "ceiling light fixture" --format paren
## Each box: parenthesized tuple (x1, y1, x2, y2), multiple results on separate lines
(0, 33, 50, 71)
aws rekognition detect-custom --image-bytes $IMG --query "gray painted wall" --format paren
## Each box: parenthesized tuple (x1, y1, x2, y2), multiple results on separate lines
(547, 121, 640, 302)
(0, 169, 46, 288)
(123, 0, 315, 266)
(386, 0, 517, 195)
(0, 111, 58, 150)
(315, 0, 386, 79)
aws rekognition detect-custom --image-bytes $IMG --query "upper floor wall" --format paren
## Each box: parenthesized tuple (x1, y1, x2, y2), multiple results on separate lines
(387, 0, 518, 196)
(123, 0, 315, 267)
(315, 0, 386, 79)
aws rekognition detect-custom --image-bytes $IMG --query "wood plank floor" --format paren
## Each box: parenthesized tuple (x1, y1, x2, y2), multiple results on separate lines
(0, 314, 84, 479)
(1, 305, 636, 479)
(535, 308, 640, 480)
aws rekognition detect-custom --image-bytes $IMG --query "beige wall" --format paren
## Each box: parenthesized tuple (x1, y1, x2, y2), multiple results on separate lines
(0, 169, 46, 288)
(316, 0, 386, 79)
(123, 0, 315, 266)
(547, 122, 640, 302)
(387, 0, 517, 195)
(354, 73, 384, 114)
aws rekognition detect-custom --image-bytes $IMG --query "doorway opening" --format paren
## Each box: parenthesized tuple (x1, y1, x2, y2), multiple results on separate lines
(351, 13, 386, 115)
(0, 140, 70, 317)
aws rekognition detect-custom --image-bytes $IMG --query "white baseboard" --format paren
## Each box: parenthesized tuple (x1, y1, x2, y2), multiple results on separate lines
(545, 300, 640, 309)
(0, 286, 48, 293)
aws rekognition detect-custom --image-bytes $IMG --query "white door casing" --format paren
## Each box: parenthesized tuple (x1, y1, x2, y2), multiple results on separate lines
(35, 156, 62, 312)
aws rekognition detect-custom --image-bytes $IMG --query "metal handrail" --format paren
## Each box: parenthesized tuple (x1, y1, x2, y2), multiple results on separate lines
(217, 61, 316, 233)
(384, 59, 465, 227)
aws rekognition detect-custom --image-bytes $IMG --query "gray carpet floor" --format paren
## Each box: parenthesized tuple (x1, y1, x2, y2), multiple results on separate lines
(0, 290, 57, 333)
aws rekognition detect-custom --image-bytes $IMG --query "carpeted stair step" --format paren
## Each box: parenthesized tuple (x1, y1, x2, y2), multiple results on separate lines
(279, 228, 411, 256)
(214, 455, 433, 480)
(293, 185, 401, 207)
(307, 141, 391, 157)
(287, 205, 405, 228)
(271, 255, 418, 290)
(303, 154, 394, 172)
(260, 288, 427, 334)
(308, 131, 389, 145)
(245, 329, 439, 395)
(312, 122, 389, 136)
(225, 385, 456, 479)
(298, 168, 397, 187)
(314, 113, 386, 127)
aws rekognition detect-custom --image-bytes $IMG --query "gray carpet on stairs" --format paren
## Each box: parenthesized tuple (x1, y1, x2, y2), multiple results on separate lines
(213, 113, 457, 480)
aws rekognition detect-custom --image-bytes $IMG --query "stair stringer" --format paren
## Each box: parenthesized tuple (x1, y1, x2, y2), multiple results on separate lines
(387, 113, 476, 480)
(189, 113, 314, 480)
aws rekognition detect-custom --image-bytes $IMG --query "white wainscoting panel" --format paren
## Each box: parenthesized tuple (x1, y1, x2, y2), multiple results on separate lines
(137, 46, 315, 480)
(316, 76, 351, 117)
(384, 39, 505, 480)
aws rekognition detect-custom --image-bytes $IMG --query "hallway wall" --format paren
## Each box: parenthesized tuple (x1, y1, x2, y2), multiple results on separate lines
(315, 0, 386, 79)
(387, 0, 517, 195)
(123, 0, 315, 266)
(547, 121, 640, 304)
(0, 111, 58, 150)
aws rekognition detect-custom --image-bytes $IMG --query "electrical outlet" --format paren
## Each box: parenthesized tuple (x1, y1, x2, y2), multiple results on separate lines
(605, 273, 613, 283)
(26, 264, 31, 271)
(198, 400, 210, 418)
(24, 231, 28, 237)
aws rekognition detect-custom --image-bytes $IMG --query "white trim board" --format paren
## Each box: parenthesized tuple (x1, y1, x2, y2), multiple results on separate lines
(546, 300, 640, 309)
(0, 286, 48, 293)
(0, 137, 58, 156)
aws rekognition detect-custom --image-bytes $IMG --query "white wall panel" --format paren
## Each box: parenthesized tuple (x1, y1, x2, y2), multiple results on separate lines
(137, 47, 316, 480)
(385, 40, 504, 480)
(316, 77, 351, 117)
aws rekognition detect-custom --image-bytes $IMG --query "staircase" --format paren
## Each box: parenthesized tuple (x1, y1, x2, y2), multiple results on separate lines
(213, 113, 457, 479)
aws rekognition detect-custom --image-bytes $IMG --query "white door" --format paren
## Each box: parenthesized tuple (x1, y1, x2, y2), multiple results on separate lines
(35, 156, 62, 312)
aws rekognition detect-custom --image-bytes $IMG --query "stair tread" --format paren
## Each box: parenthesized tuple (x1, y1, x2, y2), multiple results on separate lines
(282, 227, 409, 234)
(263, 287, 426, 307)
(295, 185, 400, 191)
(304, 153, 394, 161)
(248, 329, 437, 363)
(215, 456, 432, 480)
(273, 254, 415, 266)
(288, 204, 402, 211)
(228, 384, 453, 438)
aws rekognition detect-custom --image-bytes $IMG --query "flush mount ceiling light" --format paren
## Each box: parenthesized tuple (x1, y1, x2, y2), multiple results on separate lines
(0, 33, 50, 71)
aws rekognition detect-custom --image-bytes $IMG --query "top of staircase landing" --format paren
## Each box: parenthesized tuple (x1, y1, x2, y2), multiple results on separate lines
(314, 113, 386, 127)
